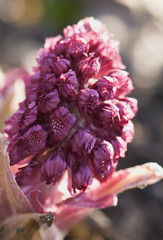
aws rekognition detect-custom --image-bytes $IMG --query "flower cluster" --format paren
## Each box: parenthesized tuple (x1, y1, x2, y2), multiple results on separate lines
(4, 17, 137, 193)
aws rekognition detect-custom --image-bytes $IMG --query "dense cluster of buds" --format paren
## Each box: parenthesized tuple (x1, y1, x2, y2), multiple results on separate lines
(1, 17, 163, 240)
(4, 17, 138, 193)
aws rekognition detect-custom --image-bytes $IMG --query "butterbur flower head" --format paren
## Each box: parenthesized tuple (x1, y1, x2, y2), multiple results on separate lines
(2, 18, 163, 240)
(4, 17, 138, 193)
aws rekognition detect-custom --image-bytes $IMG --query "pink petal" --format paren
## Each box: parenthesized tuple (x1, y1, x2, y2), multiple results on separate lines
(0, 134, 34, 222)
(30, 190, 44, 213)
(62, 192, 117, 209)
(60, 162, 163, 209)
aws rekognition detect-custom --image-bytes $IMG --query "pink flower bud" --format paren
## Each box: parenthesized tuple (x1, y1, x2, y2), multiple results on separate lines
(38, 51, 70, 77)
(44, 35, 66, 55)
(16, 155, 42, 186)
(21, 102, 38, 131)
(57, 70, 78, 99)
(37, 50, 56, 73)
(38, 73, 56, 93)
(111, 136, 127, 159)
(91, 140, 114, 177)
(49, 107, 76, 145)
(121, 120, 134, 143)
(109, 70, 134, 97)
(51, 56, 70, 77)
(91, 76, 117, 100)
(40, 149, 67, 184)
(95, 37, 124, 74)
(77, 54, 100, 82)
(70, 129, 96, 156)
(22, 125, 48, 153)
(66, 35, 89, 59)
(71, 158, 93, 192)
(92, 103, 119, 128)
(114, 97, 138, 124)
(77, 89, 99, 115)
(5, 109, 24, 138)
(38, 89, 60, 113)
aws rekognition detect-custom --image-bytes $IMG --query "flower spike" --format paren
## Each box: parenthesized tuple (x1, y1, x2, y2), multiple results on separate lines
(1, 17, 163, 240)
(4, 17, 138, 191)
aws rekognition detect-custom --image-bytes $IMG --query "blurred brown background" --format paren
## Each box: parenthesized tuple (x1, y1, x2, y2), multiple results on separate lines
(0, 0, 163, 239)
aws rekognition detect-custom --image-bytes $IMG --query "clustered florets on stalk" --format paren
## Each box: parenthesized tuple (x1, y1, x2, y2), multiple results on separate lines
(4, 17, 137, 192)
